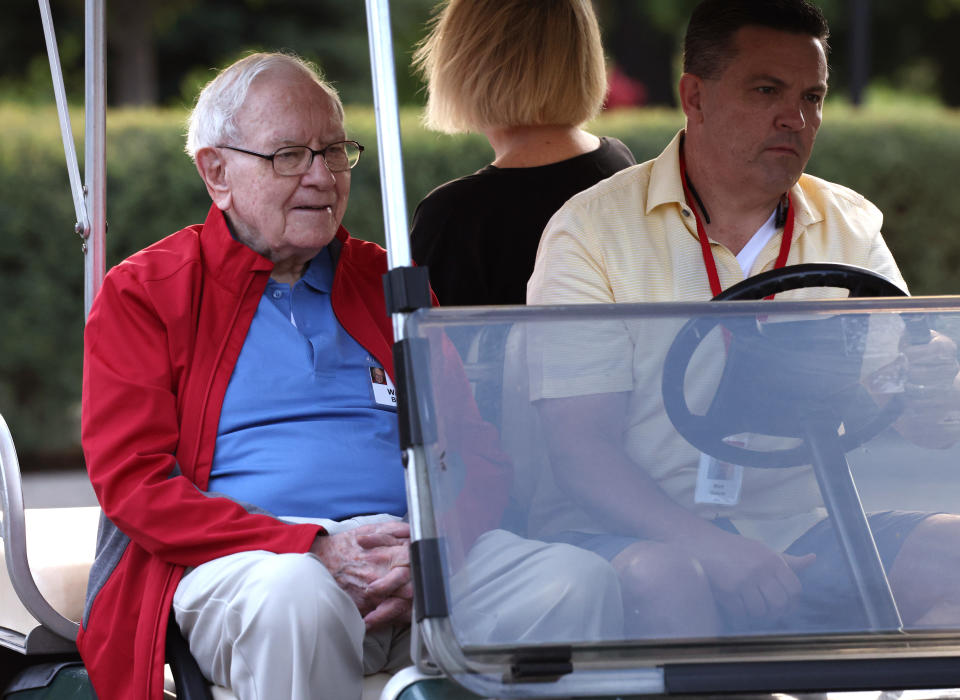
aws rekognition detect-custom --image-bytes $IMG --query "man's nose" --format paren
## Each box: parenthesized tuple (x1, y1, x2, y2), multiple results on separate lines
(776, 102, 806, 131)
(300, 153, 337, 186)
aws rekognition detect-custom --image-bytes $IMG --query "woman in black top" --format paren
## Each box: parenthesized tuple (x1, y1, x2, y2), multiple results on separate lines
(410, 0, 636, 307)
(408, 1, 717, 643)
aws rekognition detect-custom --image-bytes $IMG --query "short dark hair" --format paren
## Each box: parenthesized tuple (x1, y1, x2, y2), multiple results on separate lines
(683, 0, 830, 79)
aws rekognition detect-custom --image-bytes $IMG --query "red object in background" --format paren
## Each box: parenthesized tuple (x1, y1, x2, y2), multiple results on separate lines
(604, 64, 648, 109)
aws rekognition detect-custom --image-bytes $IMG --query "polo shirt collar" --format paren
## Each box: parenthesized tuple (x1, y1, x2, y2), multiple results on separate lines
(300, 247, 334, 293)
(647, 130, 689, 217)
(647, 129, 823, 241)
(200, 204, 355, 293)
(787, 176, 822, 233)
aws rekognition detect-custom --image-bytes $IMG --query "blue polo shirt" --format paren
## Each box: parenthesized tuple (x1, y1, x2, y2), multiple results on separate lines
(207, 248, 406, 520)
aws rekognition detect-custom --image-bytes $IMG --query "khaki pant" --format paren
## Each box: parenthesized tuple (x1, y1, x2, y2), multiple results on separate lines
(174, 515, 622, 700)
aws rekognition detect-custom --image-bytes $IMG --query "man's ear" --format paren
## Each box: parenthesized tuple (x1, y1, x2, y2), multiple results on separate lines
(196, 147, 233, 211)
(678, 73, 705, 124)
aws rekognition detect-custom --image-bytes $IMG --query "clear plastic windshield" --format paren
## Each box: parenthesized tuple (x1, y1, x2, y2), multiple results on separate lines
(403, 298, 960, 693)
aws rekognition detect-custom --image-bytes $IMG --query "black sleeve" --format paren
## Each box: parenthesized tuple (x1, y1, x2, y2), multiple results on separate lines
(411, 194, 462, 306)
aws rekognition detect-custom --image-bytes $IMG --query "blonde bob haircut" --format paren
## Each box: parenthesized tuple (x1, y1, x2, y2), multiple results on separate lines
(413, 0, 607, 134)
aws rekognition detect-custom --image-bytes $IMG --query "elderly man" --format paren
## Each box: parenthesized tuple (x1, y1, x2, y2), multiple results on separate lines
(79, 52, 620, 700)
(527, 0, 960, 637)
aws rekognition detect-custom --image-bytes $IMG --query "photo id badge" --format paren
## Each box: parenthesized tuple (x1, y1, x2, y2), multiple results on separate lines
(369, 366, 398, 409)
(694, 445, 745, 506)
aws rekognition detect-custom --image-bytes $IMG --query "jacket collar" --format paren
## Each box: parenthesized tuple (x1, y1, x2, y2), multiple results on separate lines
(199, 204, 352, 289)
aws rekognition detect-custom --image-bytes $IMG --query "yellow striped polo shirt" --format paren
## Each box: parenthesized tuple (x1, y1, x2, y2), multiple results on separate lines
(526, 129, 907, 551)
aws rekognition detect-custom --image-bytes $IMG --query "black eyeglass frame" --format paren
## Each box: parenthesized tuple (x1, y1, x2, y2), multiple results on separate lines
(216, 140, 365, 175)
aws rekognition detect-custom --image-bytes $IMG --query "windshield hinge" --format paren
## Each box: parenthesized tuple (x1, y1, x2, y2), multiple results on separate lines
(393, 337, 436, 450)
(383, 266, 431, 315)
(411, 538, 448, 622)
(506, 647, 573, 683)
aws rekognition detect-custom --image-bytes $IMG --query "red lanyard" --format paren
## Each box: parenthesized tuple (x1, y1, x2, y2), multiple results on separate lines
(679, 151, 794, 299)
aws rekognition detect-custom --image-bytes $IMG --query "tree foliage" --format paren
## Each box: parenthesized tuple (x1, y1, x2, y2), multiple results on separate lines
(7, 1, 960, 108)
(4, 0, 435, 107)
(5, 103, 960, 465)
(596, 0, 960, 106)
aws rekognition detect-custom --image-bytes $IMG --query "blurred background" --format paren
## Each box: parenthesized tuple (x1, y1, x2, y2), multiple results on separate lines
(3, 0, 960, 470)
(7, 1, 959, 110)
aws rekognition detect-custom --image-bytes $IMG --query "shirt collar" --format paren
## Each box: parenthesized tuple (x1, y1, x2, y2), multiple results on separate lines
(648, 129, 823, 238)
(300, 247, 334, 293)
(647, 130, 689, 217)
(787, 176, 821, 231)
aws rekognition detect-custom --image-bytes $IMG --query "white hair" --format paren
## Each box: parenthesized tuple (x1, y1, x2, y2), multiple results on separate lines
(185, 52, 344, 161)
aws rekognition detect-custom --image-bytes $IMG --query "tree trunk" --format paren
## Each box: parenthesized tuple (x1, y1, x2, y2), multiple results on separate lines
(109, 0, 157, 106)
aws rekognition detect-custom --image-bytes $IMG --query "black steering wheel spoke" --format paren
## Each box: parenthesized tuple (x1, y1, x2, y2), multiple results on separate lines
(661, 263, 910, 630)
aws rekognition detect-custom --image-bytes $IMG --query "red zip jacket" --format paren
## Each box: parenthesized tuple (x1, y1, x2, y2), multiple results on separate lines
(79, 205, 509, 699)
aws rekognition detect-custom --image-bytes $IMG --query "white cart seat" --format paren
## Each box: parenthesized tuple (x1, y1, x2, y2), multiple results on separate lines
(0, 505, 391, 699)
(0, 506, 99, 636)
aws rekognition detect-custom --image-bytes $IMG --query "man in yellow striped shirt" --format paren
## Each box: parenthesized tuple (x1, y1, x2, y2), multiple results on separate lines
(527, 0, 960, 638)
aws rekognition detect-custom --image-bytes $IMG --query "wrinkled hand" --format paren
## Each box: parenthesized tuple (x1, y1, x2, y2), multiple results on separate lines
(676, 529, 815, 623)
(309, 521, 413, 630)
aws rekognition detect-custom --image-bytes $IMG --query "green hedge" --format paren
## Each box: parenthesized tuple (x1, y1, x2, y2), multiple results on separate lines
(3, 103, 960, 460)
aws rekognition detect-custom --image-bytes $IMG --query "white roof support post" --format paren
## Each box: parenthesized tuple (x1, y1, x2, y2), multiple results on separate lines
(364, 0, 412, 342)
(38, 0, 107, 321)
(84, 0, 107, 319)
(38, 1, 89, 252)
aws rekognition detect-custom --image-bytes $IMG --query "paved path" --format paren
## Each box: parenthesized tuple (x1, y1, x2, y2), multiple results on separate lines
(20, 470, 97, 508)
(10, 465, 960, 700)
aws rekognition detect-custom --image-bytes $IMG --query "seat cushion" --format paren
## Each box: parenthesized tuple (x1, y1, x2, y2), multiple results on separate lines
(0, 506, 100, 634)
(3, 507, 391, 699)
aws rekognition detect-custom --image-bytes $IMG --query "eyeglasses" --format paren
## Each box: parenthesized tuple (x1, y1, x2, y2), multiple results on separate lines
(217, 141, 364, 176)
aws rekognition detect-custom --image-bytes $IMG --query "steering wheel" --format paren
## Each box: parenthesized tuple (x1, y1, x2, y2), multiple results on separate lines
(710, 263, 905, 301)
(662, 263, 911, 468)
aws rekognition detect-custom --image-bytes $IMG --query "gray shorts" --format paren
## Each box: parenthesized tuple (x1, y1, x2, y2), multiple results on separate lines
(778, 509, 931, 633)
(549, 510, 932, 634)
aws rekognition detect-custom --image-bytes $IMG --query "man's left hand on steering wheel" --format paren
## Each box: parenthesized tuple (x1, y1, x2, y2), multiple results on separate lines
(887, 331, 960, 448)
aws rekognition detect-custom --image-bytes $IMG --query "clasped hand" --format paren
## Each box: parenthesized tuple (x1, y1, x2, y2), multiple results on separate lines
(676, 528, 815, 624)
(310, 521, 412, 630)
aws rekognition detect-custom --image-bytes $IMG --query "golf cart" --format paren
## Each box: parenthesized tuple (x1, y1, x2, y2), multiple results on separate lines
(5, 1, 960, 699)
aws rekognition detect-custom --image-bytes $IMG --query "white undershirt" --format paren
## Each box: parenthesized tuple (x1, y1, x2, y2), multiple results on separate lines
(735, 209, 779, 276)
